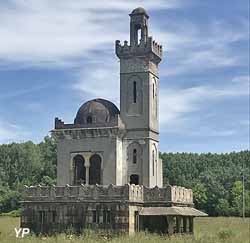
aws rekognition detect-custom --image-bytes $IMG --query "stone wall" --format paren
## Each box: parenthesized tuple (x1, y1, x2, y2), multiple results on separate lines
(21, 201, 130, 234)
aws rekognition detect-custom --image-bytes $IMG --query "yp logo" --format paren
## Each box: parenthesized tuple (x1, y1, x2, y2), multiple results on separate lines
(15, 228, 30, 238)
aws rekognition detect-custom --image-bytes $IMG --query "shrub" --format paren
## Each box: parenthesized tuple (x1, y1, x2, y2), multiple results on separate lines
(217, 228, 235, 240)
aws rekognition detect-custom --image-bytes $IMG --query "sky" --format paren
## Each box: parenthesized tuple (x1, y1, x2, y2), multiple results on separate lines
(0, 0, 249, 153)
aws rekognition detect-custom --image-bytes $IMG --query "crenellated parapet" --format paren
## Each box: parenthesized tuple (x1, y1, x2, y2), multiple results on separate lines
(52, 116, 126, 140)
(144, 186, 169, 203)
(24, 184, 129, 201)
(115, 37, 162, 64)
(54, 115, 125, 130)
(23, 184, 193, 205)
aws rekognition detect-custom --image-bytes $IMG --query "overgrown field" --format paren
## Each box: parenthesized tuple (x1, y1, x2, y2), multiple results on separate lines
(0, 216, 249, 243)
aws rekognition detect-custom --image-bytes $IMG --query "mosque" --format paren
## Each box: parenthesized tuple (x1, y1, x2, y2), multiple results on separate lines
(21, 7, 206, 235)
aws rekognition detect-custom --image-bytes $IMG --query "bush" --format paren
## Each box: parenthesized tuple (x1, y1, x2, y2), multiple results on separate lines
(217, 228, 235, 240)
(0, 186, 22, 213)
(0, 209, 21, 217)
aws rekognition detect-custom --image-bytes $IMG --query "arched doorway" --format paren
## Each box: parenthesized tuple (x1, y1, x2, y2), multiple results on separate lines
(89, 154, 102, 185)
(130, 174, 139, 185)
(73, 155, 86, 185)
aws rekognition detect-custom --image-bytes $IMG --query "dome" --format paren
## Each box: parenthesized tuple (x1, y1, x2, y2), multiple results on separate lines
(131, 7, 147, 15)
(74, 98, 120, 125)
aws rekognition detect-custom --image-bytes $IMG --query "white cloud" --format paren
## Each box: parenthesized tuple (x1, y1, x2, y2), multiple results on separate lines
(0, 0, 248, 149)
(159, 75, 249, 129)
(157, 19, 249, 76)
(72, 56, 120, 105)
(232, 75, 249, 84)
(0, 0, 248, 77)
(239, 120, 250, 127)
(0, 120, 29, 143)
(0, 0, 182, 68)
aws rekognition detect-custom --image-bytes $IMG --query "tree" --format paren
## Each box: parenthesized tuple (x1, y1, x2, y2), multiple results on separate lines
(231, 180, 250, 216)
(0, 138, 249, 215)
(0, 136, 57, 213)
(161, 150, 250, 216)
(215, 199, 231, 216)
(193, 182, 208, 209)
(38, 136, 57, 181)
(0, 185, 22, 213)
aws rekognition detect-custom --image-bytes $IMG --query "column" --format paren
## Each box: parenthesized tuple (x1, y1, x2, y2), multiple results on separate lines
(176, 216, 181, 233)
(101, 159, 104, 185)
(167, 216, 174, 235)
(183, 217, 187, 233)
(139, 215, 143, 232)
(189, 217, 194, 234)
(70, 154, 75, 185)
(83, 152, 91, 185)
(85, 165, 89, 185)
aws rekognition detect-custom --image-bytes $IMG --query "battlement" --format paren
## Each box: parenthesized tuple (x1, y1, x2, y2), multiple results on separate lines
(23, 184, 193, 205)
(53, 115, 126, 140)
(55, 114, 124, 130)
(115, 37, 162, 63)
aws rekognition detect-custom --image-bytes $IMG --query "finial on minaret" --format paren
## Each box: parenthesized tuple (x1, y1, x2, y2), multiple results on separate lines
(129, 7, 149, 46)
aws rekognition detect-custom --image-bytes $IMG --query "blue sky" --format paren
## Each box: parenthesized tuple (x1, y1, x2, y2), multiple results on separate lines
(0, 0, 249, 153)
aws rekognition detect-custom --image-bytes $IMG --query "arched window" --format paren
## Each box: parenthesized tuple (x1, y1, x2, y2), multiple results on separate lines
(133, 81, 137, 103)
(133, 149, 137, 164)
(130, 174, 139, 185)
(73, 155, 86, 185)
(152, 150, 155, 176)
(137, 28, 141, 45)
(89, 154, 102, 185)
(87, 116, 92, 124)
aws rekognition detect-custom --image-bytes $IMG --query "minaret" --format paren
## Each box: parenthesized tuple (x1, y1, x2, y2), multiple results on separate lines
(115, 7, 163, 187)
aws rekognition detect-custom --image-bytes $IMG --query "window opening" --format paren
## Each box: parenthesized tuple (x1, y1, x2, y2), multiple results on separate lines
(130, 174, 139, 185)
(137, 29, 141, 45)
(152, 150, 155, 176)
(92, 210, 97, 223)
(87, 116, 92, 124)
(103, 210, 111, 224)
(133, 81, 137, 103)
(133, 149, 137, 164)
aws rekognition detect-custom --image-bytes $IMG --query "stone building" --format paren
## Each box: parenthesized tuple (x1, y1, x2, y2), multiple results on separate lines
(21, 7, 207, 235)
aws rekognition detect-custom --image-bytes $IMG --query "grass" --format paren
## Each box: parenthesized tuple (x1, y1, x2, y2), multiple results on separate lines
(0, 216, 249, 243)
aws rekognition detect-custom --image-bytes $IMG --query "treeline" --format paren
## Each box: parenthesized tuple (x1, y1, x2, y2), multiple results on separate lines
(0, 136, 57, 213)
(162, 151, 250, 216)
(0, 136, 249, 216)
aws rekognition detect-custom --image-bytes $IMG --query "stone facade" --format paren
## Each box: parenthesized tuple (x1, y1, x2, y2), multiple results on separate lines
(51, 6, 163, 189)
(21, 184, 197, 234)
(21, 7, 207, 235)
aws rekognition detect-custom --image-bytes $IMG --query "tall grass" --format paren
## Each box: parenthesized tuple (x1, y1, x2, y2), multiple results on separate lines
(0, 217, 249, 243)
